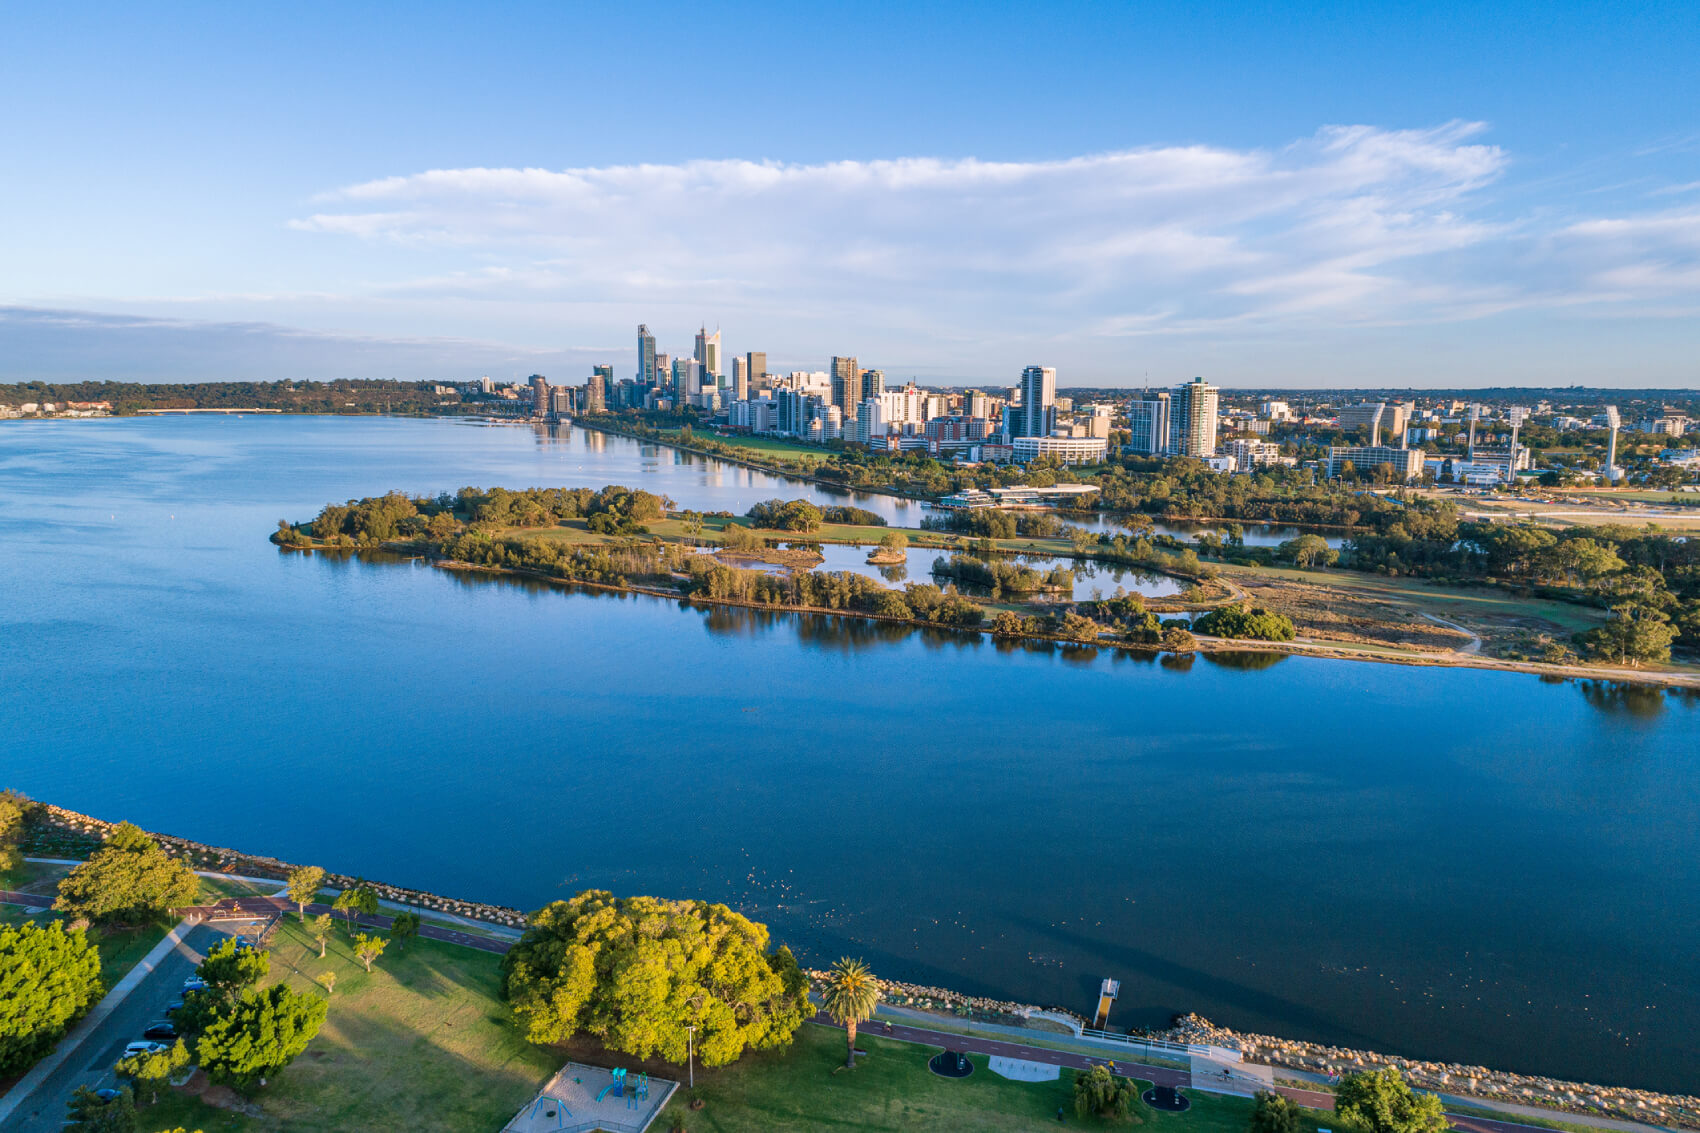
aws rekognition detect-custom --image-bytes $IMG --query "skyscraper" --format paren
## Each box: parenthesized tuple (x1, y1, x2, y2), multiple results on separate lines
(731, 356, 748, 401)
(1169, 376, 1219, 457)
(694, 326, 722, 378)
(831, 356, 860, 422)
(637, 325, 657, 387)
(1019, 366, 1056, 439)
(746, 351, 767, 390)
(861, 368, 885, 401)
(1126, 393, 1171, 455)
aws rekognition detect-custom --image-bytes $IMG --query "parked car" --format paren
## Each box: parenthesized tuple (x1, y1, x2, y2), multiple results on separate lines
(93, 1088, 121, 1103)
(182, 977, 206, 992)
(165, 996, 185, 1015)
(123, 1041, 166, 1058)
(142, 1022, 176, 1040)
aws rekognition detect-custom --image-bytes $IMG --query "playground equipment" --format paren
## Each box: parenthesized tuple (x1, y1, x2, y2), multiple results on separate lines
(595, 1067, 628, 1103)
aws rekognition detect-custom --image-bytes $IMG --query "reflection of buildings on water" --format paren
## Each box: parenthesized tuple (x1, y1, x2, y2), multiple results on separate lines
(532, 421, 572, 447)
(582, 427, 605, 453)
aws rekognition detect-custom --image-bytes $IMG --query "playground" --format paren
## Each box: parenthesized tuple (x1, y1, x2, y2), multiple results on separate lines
(503, 1063, 676, 1133)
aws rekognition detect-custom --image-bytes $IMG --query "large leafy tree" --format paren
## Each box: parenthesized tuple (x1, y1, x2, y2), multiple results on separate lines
(53, 823, 197, 925)
(0, 790, 29, 877)
(114, 1038, 190, 1103)
(1250, 1089, 1305, 1133)
(1072, 1064, 1136, 1120)
(331, 884, 379, 936)
(502, 891, 810, 1068)
(1195, 603, 1296, 642)
(175, 938, 269, 1037)
(285, 866, 325, 920)
(1335, 1066, 1448, 1133)
(0, 921, 104, 1073)
(1576, 602, 1678, 667)
(195, 983, 328, 1094)
(819, 957, 882, 1069)
(63, 1085, 137, 1132)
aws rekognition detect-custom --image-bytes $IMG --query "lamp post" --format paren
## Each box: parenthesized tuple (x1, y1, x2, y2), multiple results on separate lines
(685, 1025, 696, 1089)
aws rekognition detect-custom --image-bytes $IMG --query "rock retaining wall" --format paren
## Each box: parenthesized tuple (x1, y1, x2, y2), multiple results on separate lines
(27, 803, 529, 930)
(1159, 1014, 1700, 1129)
(804, 968, 1086, 1031)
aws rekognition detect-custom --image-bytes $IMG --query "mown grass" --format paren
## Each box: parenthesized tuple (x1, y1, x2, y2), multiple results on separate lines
(143, 915, 556, 1132)
(659, 429, 837, 464)
(658, 1022, 1312, 1133)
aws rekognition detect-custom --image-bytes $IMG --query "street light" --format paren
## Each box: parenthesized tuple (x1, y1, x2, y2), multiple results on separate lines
(685, 1025, 696, 1089)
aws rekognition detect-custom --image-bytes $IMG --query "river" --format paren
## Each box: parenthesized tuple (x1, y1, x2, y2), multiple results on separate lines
(1, 415, 1696, 1094)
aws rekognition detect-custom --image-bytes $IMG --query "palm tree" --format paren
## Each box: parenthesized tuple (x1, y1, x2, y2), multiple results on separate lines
(820, 957, 881, 1069)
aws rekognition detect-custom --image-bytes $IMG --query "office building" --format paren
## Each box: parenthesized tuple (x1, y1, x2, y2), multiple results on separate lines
(694, 327, 722, 378)
(1326, 445, 1426, 481)
(831, 356, 860, 422)
(637, 326, 657, 388)
(746, 351, 767, 391)
(1169, 376, 1219, 457)
(1225, 438, 1291, 469)
(731, 356, 748, 401)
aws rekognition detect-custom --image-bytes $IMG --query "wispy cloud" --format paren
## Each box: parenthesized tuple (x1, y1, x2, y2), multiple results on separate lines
(291, 123, 1555, 334)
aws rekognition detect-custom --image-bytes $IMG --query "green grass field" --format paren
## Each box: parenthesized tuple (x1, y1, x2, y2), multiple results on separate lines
(143, 916, 556, 1132)
(660, 429, 836, 464)
(660, 1023, 1318, 1132)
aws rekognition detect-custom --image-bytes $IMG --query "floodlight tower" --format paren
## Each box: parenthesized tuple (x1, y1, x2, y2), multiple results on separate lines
(1603, 405, 1622, 483)
(1467, 405, 1480, 461)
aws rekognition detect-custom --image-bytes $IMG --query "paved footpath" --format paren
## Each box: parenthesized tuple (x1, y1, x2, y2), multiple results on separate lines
(0, 892, 1666, 1133)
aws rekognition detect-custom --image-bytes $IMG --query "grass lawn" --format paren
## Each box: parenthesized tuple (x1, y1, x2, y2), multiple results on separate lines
(0, 858, 72, 896)
(196, 875, 282, 901)
(89, 922, 173, 989)
(659, 1022, 1300, 1133)
(143, 916, 557, 1132)
(660, 429, 835, 464)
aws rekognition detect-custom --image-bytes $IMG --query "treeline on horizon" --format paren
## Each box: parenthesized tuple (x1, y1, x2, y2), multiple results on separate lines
(0, 378, 451, 413)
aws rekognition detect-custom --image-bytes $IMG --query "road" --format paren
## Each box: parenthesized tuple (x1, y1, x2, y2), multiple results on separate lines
(1, 922, 242, 1133)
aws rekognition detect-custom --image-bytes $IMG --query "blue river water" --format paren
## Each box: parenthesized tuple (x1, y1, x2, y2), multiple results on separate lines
(0, 416, 1695, 1093)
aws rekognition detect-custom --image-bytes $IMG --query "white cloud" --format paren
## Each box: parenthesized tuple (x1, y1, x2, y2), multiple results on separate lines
(291, 123, 1547, 333)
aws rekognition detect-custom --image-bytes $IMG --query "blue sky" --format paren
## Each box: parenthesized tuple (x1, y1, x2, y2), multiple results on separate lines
(2, 1, 1697, 386)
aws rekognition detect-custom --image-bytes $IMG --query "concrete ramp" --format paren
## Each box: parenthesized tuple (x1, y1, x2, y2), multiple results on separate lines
(1189, 1053, 1273, 1097)
(988, 1056, 1060, 1082)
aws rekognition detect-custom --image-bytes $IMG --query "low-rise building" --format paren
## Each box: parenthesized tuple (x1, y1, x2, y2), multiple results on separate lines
(1325, 445, 1426, 481)
(1010, 435, 1109, 465)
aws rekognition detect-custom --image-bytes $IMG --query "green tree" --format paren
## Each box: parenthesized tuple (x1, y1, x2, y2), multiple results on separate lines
(1250, 1089, 1304, 1133)
(197, 937, 270, 999)
(388, 911, 421, 950)
(53, 823, 198, 925)
(1161, 625, 1198, 653)
(352, 933, 387, 973)
(114, 1038, 190, 1104)
(284, 865, 324, 921)
(819, 957, 882, 1069)
(501, 891, 810, 1068)
(0, 790, 29, 878)
(63, 1085, 137, 1133)
(1278, 534, 1338, 569)
(1576, 603, 1678, 667)
(1195, 603, 1297, 642)
(0, 921, 104, 1073)
(307, 914, 334, 959)
(1335, 1066, 1447, 1133)
(1073, 1063, 1136, 1120)
(195, 984, 328, 1094)
(331, 885, 378, 936)
(315, 971, 337, 996)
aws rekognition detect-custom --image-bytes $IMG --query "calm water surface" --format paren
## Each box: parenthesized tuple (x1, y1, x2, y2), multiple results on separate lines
(1, 417, 1696, 1093)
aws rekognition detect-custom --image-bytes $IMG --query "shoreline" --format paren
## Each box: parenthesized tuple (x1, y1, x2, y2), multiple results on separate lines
(285, 537, 1700, 689)
(17, 800, 1698, 1124)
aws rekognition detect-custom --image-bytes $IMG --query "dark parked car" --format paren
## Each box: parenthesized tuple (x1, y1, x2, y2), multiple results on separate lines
(142, 1022, 176, 1040)
(165, 996, 185, 1015)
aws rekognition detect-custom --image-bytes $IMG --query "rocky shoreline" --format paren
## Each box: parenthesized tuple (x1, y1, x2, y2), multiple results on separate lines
(23, 802, 1697, 1128)
(1158, 1014, 1699, 1129)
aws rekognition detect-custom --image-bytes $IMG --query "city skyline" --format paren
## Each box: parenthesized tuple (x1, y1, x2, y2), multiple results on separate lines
(1, 1, 1697, 386)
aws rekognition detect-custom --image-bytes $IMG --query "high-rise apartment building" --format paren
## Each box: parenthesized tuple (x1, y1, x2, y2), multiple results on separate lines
(1126, 393, 1171, 455)
(861, 369, 885, 401)
(637, 325, 657, 387)
(529, 375, 550, 417)
(1016, 366, 1056, 439)
(1169, 376, 1219, 458)
(831, 356, 860, 422)
(694, 327, 722, 378)
(583, 375, 606, 413)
